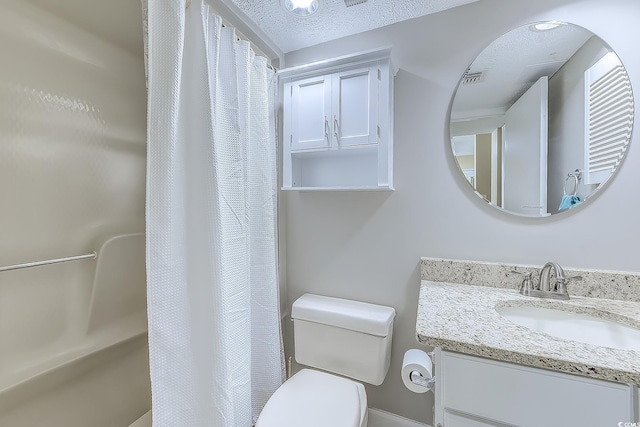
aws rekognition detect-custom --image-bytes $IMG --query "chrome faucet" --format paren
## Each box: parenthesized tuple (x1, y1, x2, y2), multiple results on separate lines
(512, 262, 581, 300)
(539, 262, 565, 292)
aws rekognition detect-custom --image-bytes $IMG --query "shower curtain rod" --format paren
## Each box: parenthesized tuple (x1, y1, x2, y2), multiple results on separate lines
(222, 23, 279, 71)
(185, 0, 278, 71)
(0, 252, 97, 272)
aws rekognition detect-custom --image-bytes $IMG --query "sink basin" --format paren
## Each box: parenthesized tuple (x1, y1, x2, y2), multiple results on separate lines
(496, 306, 640, 351)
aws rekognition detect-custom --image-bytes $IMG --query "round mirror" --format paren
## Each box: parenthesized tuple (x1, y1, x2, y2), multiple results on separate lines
(450, 21, 634, 217)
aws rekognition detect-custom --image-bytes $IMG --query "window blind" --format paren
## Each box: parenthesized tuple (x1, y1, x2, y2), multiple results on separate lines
(585, 52, 634, 184)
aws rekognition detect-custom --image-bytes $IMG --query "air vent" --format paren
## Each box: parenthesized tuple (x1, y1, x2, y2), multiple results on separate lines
(462, 71, 484, 85)
(344, 0, 368, 7)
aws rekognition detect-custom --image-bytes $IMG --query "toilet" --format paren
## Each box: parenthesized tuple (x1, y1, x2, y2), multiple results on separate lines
(257, 293, 396, 427)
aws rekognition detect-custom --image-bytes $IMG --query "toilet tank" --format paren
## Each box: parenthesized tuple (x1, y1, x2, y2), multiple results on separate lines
(291, 294, 396, 386)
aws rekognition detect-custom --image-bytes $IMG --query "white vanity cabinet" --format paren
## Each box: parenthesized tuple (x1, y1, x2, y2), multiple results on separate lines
(280, 48, 394, 190)
(434, 350, 637, 427)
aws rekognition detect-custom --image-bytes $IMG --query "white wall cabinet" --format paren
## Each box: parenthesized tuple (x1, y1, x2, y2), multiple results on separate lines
(280, 49, 394, 190)
(434, 349, 638, 427)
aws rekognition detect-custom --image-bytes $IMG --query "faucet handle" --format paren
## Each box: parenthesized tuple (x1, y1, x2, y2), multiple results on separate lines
(511, 270, 535, 295)
(556, 275, 582, 294)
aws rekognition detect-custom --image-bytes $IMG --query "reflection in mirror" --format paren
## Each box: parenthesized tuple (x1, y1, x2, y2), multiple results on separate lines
(450, 21, 634, 217)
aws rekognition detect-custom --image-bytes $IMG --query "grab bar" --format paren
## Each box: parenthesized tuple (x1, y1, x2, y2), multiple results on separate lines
(0, 252, 97, 272)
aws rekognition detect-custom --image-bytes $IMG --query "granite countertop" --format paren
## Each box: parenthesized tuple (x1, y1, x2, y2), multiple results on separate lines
(416, 280, 640, 384)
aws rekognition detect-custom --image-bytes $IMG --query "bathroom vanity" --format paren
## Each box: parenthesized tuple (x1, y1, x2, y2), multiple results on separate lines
(417, 258, 640, 427)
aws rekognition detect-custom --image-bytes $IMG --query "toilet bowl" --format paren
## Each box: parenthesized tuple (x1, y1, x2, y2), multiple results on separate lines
(257, 369, 368, 427)
(256, 294, 395, 427)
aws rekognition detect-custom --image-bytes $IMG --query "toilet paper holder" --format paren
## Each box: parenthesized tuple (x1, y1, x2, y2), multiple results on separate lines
(403, 349, 436, 393)
(409, 369, 435, 392)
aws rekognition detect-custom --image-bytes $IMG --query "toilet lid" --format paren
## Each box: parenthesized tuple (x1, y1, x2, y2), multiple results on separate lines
(257, 369, 366, 427)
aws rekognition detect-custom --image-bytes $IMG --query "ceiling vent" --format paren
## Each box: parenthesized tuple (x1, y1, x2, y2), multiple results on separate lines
(344, 0, 368, 7)
(462, 71, 485, 85)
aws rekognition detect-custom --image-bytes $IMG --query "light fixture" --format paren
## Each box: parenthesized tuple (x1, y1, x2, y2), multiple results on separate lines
(530, 21, 565, 32)
(282, 0, 319, 16)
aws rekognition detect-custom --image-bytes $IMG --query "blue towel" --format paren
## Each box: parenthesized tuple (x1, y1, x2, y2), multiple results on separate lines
(558, 194, 582, 211)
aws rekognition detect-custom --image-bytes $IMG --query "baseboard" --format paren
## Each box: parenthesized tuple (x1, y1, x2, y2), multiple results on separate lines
(368, 408, 431, 427)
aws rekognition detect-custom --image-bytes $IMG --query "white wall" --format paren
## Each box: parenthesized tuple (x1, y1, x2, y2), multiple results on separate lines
(282, 0, 640, 423)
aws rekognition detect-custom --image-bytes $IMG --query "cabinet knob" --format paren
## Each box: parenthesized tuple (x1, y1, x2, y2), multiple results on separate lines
(334, 115, 341, 144)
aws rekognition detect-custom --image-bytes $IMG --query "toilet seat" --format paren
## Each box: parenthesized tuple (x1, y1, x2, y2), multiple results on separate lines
(256, 369, 367, 427)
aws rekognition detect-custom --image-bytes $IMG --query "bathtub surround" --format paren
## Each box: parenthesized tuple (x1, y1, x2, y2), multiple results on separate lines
(145, 1, 284, 425)
(0, 0, 148, 425)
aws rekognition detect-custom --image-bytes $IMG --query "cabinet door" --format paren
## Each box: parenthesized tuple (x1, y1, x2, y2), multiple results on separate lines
(331, 65, 378, 147)
(439, 351, 633, 427)
(290, 74, 331, 151)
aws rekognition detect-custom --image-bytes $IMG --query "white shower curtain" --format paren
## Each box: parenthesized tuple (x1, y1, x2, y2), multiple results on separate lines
(145, 0, 284, 425)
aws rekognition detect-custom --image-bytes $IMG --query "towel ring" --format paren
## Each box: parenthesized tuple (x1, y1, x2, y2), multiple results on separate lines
(563, 169, 581, 196)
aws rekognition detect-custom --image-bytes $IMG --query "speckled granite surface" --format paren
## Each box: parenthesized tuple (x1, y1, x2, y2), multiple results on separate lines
(420, 257, 640, 303)
(416, 281, 640, 385)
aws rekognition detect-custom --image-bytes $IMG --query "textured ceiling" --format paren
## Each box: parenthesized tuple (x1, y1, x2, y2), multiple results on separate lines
(452, 23, 595, 120)
(230, 0, 480, 53)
